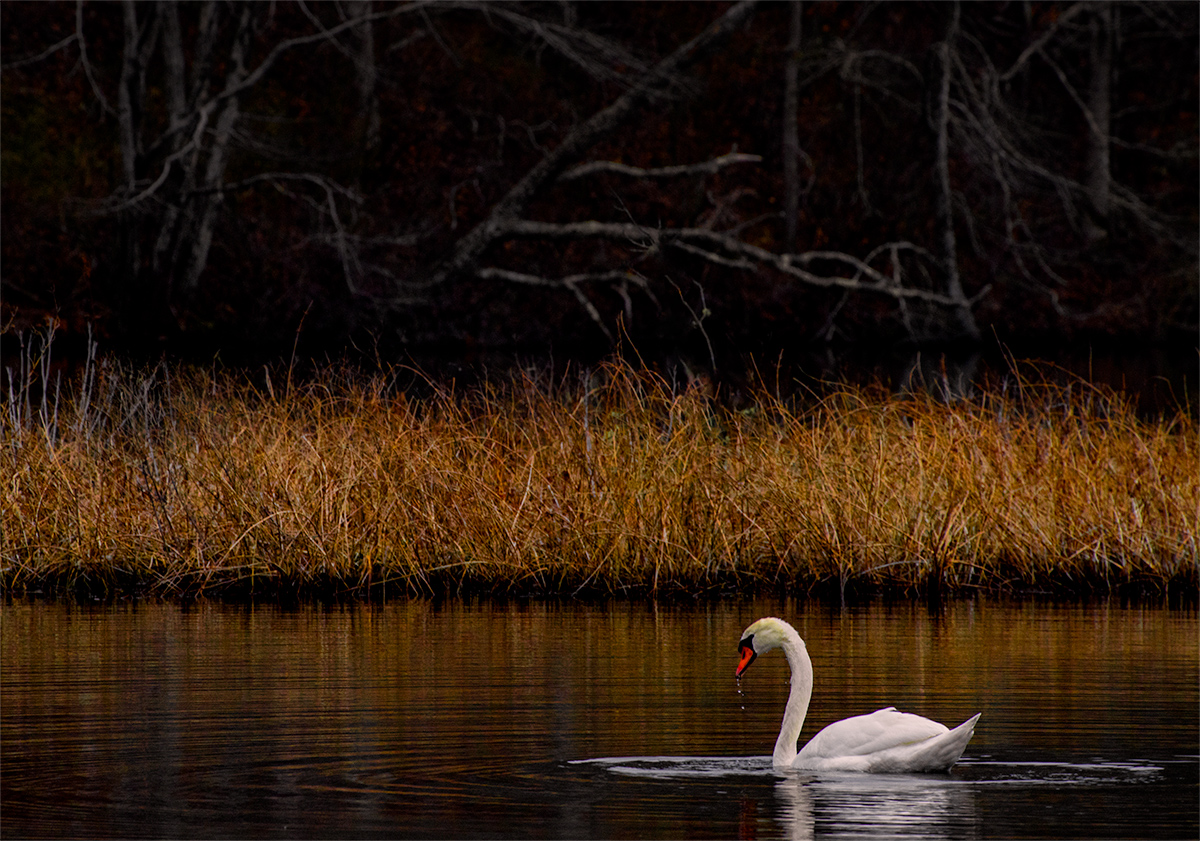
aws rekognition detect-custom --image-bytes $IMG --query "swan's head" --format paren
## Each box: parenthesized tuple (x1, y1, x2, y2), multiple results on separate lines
(736, 616, 794, 677)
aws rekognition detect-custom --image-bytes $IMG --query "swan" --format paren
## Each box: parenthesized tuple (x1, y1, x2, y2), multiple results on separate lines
(736, 617, 980, 773)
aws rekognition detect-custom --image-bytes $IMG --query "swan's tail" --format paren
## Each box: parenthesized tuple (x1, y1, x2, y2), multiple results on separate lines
(915, 713, 981, 772)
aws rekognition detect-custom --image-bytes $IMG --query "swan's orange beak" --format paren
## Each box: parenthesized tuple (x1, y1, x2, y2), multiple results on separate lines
(736, 641, 757, 677)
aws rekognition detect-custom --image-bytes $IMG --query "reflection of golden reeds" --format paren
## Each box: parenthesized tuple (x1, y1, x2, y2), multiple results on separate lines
(3, 599, 1196, 769)
(1, 354, 1196, 598)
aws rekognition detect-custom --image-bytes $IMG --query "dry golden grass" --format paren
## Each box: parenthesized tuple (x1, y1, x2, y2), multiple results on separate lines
(2, 353, 1196, 598)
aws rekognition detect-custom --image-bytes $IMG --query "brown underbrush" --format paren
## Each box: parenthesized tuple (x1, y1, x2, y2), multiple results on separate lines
(2, 347, 1196, 599)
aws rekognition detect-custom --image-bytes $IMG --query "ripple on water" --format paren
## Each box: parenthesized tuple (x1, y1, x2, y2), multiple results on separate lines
(570, 755, 777, 779)
(572, 755, 1170, 786)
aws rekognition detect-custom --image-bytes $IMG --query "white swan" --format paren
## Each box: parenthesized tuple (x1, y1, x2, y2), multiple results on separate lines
(737, 617, 980, 773)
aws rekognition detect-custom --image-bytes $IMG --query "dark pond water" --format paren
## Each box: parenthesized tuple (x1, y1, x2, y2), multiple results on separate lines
(2, 598, 1196, 839)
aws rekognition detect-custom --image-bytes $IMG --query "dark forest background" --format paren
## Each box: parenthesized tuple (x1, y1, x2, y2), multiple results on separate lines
(2, 1, 1197, 373)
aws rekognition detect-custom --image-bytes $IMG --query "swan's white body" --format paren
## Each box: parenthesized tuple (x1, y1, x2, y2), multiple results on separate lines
(737, 617, 980, 773)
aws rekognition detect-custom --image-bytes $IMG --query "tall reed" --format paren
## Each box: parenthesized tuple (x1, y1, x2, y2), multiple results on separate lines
(2, 341, 1195, 598)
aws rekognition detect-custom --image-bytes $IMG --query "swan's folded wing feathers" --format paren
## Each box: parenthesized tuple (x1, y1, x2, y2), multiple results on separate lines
(797, 707, 950, 760)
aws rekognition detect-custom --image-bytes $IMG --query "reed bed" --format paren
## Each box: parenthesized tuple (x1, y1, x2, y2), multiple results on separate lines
(1, 346, 1196, 599)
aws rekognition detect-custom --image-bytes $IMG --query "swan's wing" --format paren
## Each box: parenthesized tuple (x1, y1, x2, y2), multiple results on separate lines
(797, 707, 949, 760)
(855, 712, 981, 773)
(796, 709, 980, 773)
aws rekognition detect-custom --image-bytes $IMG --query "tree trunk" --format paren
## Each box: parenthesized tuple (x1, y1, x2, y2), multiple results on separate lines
(782, 1, 802, 252)
(180, 5, 254, 292)
(1084, 3, 1112, 244)
(350, 1, 381, 155)
(114, 1, 148, 340)
(930, 4, 979, 342)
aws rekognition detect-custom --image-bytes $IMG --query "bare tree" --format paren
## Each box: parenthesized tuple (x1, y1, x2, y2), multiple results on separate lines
(821, 2, 1195, 336)
(68, 1, 425, 333)
(364, 1, 987, 345)
(4, 1, 1193, 353)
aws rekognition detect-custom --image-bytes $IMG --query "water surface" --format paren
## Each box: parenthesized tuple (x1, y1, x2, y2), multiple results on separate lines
(2, 598, 1195, 839)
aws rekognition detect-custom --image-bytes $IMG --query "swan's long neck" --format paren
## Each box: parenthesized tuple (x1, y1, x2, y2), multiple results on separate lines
(773, 627, 813, 767)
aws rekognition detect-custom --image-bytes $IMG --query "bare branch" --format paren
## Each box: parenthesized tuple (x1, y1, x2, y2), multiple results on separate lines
(209, 2, 431, 110)
(344, 228, 440, 249)
(499, 219, 651, 242)
(559, 151, 761, 182)
(476, 267, 634, 287)
(837, 48, 924, 84)
(1034, 42, 1106, 144)
(1, 32, 78, 70)
(669, 277, 717, 371)
(999, 2, 1088, 82)
(490, 219, 968, 307)
(99, 135, 200, 213)
(249, 174, 365, 292)
(835, 47, 924, 112)
(295, 0, 361, 64)
(951, 42, 1183, 249)
(75, 1, 117, 118)
(669, 240, 758, 270)
(477, 268, 634, 341)
(419, 6, 462, 68)
(464, 3, 649, 83)
(1110, 136, 1198, 161)
(420, 1, 760, 293)
(322, 182, 361, 293)
(212, 172, 364, 202)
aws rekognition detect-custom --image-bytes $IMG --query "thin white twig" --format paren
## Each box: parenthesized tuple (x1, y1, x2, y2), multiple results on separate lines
(559, 151, 762, 182)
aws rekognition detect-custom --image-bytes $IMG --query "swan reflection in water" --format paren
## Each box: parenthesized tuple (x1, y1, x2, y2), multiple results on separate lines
(773, 772, 979, 841)
(575, 757, 979, 840)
